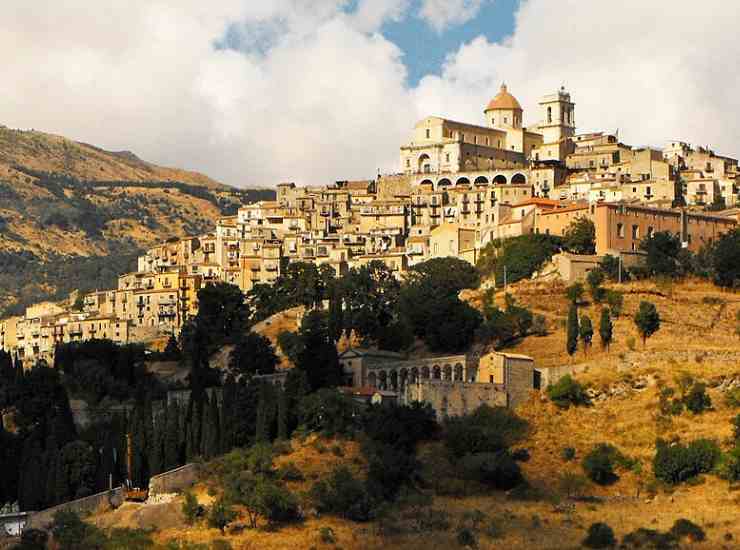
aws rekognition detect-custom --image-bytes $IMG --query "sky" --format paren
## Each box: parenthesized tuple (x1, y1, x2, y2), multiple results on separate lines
(1, 1, 740, 188)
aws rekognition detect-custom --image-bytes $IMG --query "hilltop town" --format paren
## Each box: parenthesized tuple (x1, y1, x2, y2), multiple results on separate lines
(1, 83, 740, 550)
(1, 84, 738, 364)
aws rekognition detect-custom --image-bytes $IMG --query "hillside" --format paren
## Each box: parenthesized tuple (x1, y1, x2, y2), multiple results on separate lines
(74, 279, 740, 549)
(0, 125, 275, 316)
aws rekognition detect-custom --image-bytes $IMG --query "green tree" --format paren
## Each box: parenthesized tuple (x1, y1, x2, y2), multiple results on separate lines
(599, 307, 613, 350)
(296, 311, 342, 391)
(566, 304, 579, 357)
(566, 282, 584, 304)
(563, 217, 596, 255)
(477, 234, 562, 284)
(208, 498, 236, 534)
(579, 315, 593, 355)
(711, 228, 740, 288)
(229, 331, 278, 378)
(164, 400, 181, 470)
(634, 301, 661, 347)
(639, 231, 683, 277)
(587, 269, 606, 302)
(194, 282, 251, 344)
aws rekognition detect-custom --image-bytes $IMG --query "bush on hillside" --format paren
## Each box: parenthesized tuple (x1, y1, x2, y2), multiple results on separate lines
(653, 439, 720, 484)
(684, 382, 712, 414)
(582, 522, 616, 549)
(546, 375, 589, 409)
(443, 405, 529, 458)
(310, 466, 377, 522)
(670, 518, 706, 542)
(582, 444, 622, 485)
(459, 451, 523, 490)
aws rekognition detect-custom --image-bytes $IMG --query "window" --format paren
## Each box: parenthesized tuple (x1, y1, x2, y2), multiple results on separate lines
(547, 106, 552, 123)
(460, 133, 465, 141)
(647, 226, 654, 238)
(406, 159, 410, 167)
(504, 117, 508, 124)
(449, 240, 454, 252)
(445, 153, 450, 162)
(492, 117, 495, 125)
(631, 225, 639, 239)
(617, 223, 624, 238)
(425, 128, 430, 138)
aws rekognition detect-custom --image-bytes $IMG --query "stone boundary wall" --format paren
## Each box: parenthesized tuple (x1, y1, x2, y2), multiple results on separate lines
(26, 488, 123, 530)
(404, 380, 507, 417)
(148, 463, 199, 496)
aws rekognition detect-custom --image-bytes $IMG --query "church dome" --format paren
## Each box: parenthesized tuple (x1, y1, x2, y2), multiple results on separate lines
(484, 84, 522, 112)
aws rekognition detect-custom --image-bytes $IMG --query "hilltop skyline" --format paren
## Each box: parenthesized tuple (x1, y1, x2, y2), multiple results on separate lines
(2, 0, 739, 187)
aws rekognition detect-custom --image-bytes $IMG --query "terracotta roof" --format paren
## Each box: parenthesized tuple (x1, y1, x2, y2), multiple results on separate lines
(484, 84, 522, 112)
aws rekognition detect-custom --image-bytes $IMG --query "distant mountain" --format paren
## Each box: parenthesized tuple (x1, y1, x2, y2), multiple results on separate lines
(0, 125, 275, 317)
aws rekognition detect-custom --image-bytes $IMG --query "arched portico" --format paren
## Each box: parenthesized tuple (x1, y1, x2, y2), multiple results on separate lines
(456, 177, 471, 186)
(512, 173, 527, 184)
(474, 176, 489, 185)
(493, 174, 507, 185)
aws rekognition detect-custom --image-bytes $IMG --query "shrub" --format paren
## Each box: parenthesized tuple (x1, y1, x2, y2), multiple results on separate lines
(582, 444, 619, 485)
(319, 526, 336, 544)
(566, 282, 585, 304)
(546, 375, 589, 409)
(725, 388, 740, 408)
(310, 466, 376, 522)
(459, 451, 523, 490)
(276, 462, 304, 482)
(621, 528, 677, 549)
(583, 522, 616, 548)
(299, 389, 360, 436)
(720, 446, 740, 481)
(669, 518, 706, 542)
(207, 499, 236, 534)
(50, 509, 105, 550)
(443, 405, 529, 458)
(532, 314, 548, 336)
(605, 290, 624, 317)
(211, 540, 232, 550)
(17, 529, 49, 550)
(561, 446, 576, 461)
(684, 382, 712, 414)
(653, 439, 721, 484)
(456, 527, 478, 548)
(182, 491, 201, 525)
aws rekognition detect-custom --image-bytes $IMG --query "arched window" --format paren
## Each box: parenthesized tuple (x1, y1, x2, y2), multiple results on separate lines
(547, 106, 552, 123)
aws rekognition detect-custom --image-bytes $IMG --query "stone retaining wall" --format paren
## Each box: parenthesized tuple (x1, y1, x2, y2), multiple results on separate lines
(148, 463, 198, 496)
(26, 488, 123, 530)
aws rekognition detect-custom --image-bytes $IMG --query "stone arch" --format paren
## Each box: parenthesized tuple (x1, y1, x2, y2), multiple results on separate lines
(437, 178, 452, 188)
(418, 154, 431, 173)
(432, 365, 441, 380)
(493, 174, 507, 185)
(389, 370, 398, 391)
(367, 372, 377, 388)
(411, 367, 419, 382)
(378, 370, 388, 390)
(420, 179, 434, 186)
(512, 173, 527, 184)
(421, 366, 430, 379)
(454, 363, 464, 381)
(443, 364, 452, 381)
(474, 176, 489, 185)
(456, 177, 471, 186)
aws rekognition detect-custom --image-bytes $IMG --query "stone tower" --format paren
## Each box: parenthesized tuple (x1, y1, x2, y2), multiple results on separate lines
(484, 83, 523, 131)
(537, 87, 575, 143)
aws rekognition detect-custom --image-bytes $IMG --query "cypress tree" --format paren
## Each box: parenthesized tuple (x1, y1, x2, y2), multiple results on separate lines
(328, 283, 344, 343)
(164, 400, 181, 470)
(283, 368, 310, 435)
(255, 383, 269, 443)
(54, 449, 68, 504)
(220, 376, 237, 453)
(232, 378, 258, 448)
(579, 315, 593, 356)
(599, 307, 613, 350)
(566, 303, 579, 357)
(277, 387, 288, 441)
(206, 392, 220, 459)
(18, 433, 44, 511)
(149, 406, 164, 476)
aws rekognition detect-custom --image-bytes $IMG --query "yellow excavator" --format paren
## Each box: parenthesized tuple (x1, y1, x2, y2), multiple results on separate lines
(124, 433, 149, 502)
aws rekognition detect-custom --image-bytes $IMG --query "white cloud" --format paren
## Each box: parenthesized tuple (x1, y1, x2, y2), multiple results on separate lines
(418, 0, 488, 33)
(1, 1, 739, 188)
